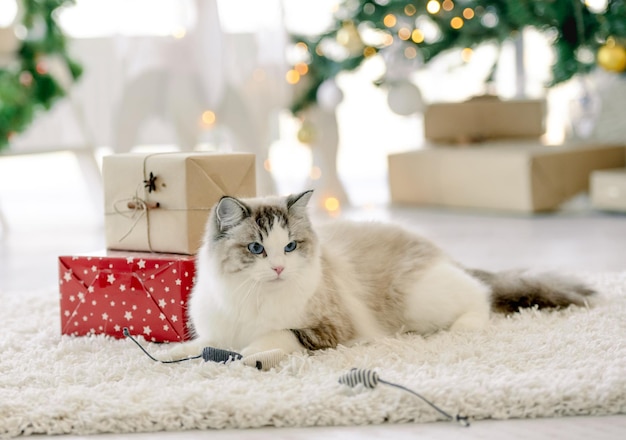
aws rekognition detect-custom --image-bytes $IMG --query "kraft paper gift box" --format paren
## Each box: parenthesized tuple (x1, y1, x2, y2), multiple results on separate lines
(388, 142, 626, 213)
(424, 96, 546, 143)
(590, 168, 626, 212)
(103, 152, 255, 254)
(59, 252, 195, 342)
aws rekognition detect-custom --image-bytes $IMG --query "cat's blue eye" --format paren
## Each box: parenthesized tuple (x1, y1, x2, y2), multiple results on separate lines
(284, 241, 297, 253)
(247, 242, 265, 255)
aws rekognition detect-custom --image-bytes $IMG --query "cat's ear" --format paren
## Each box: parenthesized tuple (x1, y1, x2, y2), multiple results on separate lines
(286, 190, 313, 214)
(215, 196, 250, 232)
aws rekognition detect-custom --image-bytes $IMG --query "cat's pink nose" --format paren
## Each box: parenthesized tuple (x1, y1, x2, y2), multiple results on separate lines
(272, 266, 284, 276)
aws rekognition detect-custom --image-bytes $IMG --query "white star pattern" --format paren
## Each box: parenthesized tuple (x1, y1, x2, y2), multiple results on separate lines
(60, 254, 195, 342)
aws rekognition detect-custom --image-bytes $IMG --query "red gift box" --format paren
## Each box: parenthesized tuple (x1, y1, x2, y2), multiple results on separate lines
(58, 251, 195, 342)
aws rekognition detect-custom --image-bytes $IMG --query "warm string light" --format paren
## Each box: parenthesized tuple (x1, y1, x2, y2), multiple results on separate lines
(427, 0, 441, 14)
(294, 62, 308, 75)
(450, 17, 464, 30)
(200, 110, 216, 129)
(442, 0, 454, 12)
(398, 27, 411, 40)
(286, 69, 300, 84)
(383, 14, 396, 27)
(363, 46, 377, 57)
(411, 29, 425, 44)
(324, 197, 340, 213)
(287, 0, 476, 99)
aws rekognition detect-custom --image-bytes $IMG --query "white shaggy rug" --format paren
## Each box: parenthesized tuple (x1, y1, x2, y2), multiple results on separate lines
(1, 272, 625, 438)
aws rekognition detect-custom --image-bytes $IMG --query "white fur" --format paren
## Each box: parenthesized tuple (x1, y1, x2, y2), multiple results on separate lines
(170, 221, 321, 359)
(403, 261, 492, 334)
(171, 198, 493, 361)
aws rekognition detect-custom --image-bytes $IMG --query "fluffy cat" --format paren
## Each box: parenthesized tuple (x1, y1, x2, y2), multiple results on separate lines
(170, 190, 594, 360)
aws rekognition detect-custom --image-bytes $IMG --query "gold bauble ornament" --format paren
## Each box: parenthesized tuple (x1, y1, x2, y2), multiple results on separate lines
(597, 38, 626, 73)
(297, 122, 315, 144)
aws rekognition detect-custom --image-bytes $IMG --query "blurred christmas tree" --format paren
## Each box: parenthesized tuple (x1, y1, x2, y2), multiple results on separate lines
(287, 0, 626, 114)
(0, 0, 82, 151)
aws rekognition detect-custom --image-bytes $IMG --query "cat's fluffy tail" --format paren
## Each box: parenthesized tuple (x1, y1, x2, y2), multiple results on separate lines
(467, 269, 595, 314)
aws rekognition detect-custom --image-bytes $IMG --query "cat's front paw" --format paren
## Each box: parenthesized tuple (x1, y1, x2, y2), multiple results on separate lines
(241, 329, 305, 357)
(242, 349, 288, 371)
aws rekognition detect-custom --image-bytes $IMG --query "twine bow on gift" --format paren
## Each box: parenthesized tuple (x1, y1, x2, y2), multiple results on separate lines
(113, 194, 160, 249)
(109, 154, 165, 251)
(106, 152, 218, 253)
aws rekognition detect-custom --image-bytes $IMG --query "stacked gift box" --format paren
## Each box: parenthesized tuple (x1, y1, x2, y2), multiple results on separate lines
(388, 95, 626, 213)
(58, 152, 256, 342)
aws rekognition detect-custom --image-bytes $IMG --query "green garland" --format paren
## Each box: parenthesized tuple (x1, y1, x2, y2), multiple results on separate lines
(289, 0, 626, 114)
(0, 0, 82, 151)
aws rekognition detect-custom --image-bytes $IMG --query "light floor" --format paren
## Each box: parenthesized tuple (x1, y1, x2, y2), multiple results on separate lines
(1, 152, 625, 439)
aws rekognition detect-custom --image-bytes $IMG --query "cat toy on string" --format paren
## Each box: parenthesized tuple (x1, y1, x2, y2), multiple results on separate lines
(339, 368, 470, 427)
(125, 328, 470, 424)
(123, 327, 286, 371)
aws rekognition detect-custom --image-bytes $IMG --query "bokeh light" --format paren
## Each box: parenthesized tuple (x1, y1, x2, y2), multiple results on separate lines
(427, 1, 441, 14)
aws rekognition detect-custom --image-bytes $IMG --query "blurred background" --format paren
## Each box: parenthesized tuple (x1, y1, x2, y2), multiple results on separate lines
(1, 0, 626, 291)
